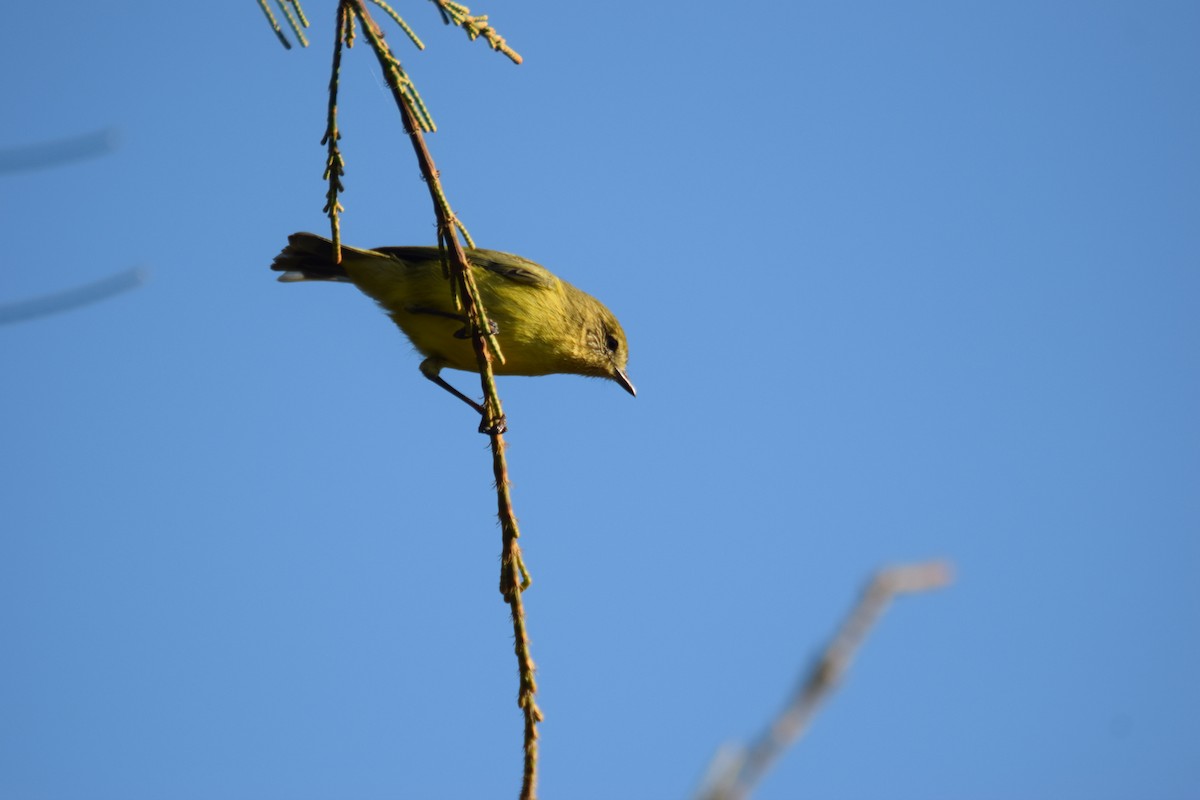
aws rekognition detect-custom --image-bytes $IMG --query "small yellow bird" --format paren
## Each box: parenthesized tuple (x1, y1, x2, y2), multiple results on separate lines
(271, 233, 635, 417)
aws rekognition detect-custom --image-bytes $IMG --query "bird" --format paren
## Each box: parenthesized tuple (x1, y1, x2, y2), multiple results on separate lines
(270, 232, 635, 424)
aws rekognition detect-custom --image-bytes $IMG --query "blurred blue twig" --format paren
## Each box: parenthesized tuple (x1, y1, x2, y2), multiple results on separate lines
(0, 268, 148, 326)
(0, 126, 147, 323)
(0, 128, 119, 174)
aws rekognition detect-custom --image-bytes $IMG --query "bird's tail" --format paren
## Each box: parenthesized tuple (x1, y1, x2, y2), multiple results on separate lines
(270, 232, 364, 283)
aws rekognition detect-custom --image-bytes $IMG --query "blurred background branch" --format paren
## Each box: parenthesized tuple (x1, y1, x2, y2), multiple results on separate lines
(0, 127, 146, 323)
(696, 561, 954, 800)
(0, 268, 147, 326)
(0, 128, 119, 174)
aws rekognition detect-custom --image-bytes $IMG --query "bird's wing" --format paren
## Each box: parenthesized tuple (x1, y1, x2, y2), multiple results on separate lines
(373, 246, 557, 290)
(372, 245, 442, 264)
(470, 250, 558, 289)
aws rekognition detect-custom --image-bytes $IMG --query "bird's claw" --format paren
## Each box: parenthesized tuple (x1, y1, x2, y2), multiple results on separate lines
(454, 319, 500, 339)
(478, 412, 507, 436)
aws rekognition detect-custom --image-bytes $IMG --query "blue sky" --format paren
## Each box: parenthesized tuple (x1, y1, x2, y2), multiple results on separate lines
(2, 2, 1197, 798)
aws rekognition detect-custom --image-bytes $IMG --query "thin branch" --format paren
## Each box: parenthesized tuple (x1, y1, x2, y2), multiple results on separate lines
(257, 0, 292, 49)
(321, 3, 350, 261)
(0, 128, 119, 174)
(428, 0, 523, 63)
(345, 3, 539, 797)
(696, 560, 954, 800)
(359, 14, 438, 132)
(259, 0, 310, 48)
(286, 0, 310, 30)
(0, 268, 147, 326)
(369, 0, 426, 50)
(276, 0, 310, 48)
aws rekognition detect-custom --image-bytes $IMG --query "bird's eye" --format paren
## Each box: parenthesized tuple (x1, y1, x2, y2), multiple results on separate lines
(604, 334, 619, 352)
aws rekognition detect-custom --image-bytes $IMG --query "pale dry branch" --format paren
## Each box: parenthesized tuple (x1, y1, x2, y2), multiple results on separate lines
(695, 560, 954, 800)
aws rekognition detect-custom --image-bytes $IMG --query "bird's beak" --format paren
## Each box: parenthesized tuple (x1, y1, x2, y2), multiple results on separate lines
(613, 367, 637, 397)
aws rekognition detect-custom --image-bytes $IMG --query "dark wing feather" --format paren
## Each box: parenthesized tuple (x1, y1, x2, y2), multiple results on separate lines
(371, 246, 442, 263)
(373, 246, 557, 289)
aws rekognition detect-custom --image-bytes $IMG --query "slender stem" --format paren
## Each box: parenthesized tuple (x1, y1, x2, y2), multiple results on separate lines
(285, 0, 310, 29)
(275, 0, 309, 47)
(368, 0, 425, 49)
(346, 3, 541, 795)
(427, 0, 523, 63)
(321, 3, 348, 261)
(257, 0, 292, 49)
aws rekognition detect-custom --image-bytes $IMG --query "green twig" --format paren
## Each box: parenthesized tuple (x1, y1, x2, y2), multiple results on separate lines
(286, 0, 309, 29)
(276, 0, 310, 48)
(260, 0, 311, 49)
(428, 0, 523, 63)
(369, 0, 426, 50)
(321, 3, 351, 260)
(372, 35, 437, 132)
(257, 0, 292, 49)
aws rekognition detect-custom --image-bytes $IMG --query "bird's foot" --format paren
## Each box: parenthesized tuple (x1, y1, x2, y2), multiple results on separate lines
(454, 319, 500, 339)
(478, 411, 507, 436)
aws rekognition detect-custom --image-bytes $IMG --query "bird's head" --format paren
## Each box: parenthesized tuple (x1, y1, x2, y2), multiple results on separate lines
(581, 305, 636, 397)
